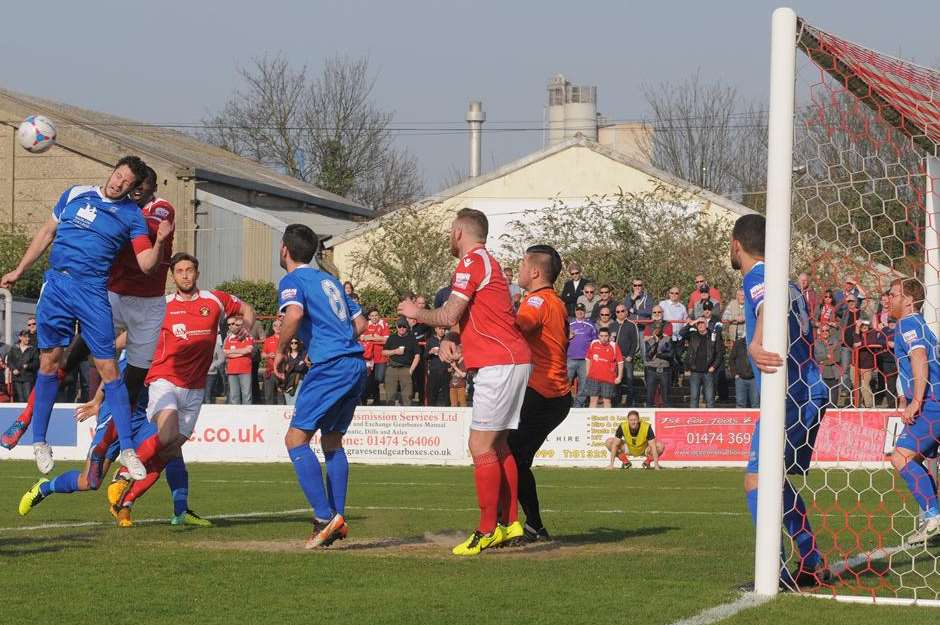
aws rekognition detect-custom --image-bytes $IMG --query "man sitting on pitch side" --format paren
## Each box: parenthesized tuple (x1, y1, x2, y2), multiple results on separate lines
(106, 252, 252, 527)
(605, 410, 663, 470)
(887, 278, 940, 545)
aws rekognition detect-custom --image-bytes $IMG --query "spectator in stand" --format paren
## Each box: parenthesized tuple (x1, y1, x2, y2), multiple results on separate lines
(7, 329, 38, 402)
(594, 306, 614, 334)
(25, 316, 37, 347)
(434, 278, 453, 309)
(722, 288, 747, 342)
(577, 282, 599, 319)
(567, 303, 597, 408)
(873, 291, 891, 330)
(835, 277, 866, 309)
(681, 318, 723, 408)
(383, 318, 420, 406)
(626, 279, 653, 322)
(504, 267, 523, 310)
(813, 324, 842, 408)
(449, 353, 468, 407)
(561, 262, 588, 318)
(728, 335, 758, 408)
(854, 317, 884, 408)
(643, 319, 673, 407)
(877, 317, 898, 408)
(425, 326, 451, 406)
(280, 338, 309, 406)
(247, 316, 266, 403)
(204, 334, 226, 404)
(361, 308, 390, 405)
(613, 304, 639, 407)
(343, 280, 356, 298)
(408, 297, 430, 405)
(591, 285, 616, 322)
(223, 317, 254, 405)
(688, 274, 722, 319)
(798, 272, 818, 320)
(816, 289, 840, 330)
(659, 287, 687, 335)
(261, 315, 285, 405)
(839, 296, 862, 403)
(584, 327, 623, 408)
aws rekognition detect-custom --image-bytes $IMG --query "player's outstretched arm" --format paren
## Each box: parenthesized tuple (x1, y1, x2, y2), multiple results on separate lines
(398, 293, 468, 329)
(747, 307, 784, 373)
(1, 217, 57, 288)
(134, 219, 175, 274)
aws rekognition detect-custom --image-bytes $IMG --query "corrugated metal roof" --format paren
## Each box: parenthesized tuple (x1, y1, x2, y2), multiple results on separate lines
(0, 87, 372, 217)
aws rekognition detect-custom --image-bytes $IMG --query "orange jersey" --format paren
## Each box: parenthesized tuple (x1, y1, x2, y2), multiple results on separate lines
(515, 287, 570, 398)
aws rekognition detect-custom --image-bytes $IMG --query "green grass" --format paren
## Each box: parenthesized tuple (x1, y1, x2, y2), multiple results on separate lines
(0, 461, 937, 625)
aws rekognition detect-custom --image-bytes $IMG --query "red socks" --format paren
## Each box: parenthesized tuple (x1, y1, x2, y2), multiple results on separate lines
(135, 434, 162, 465)
(496, 444, 518, 526)
(473, 451, 501, 534)
(617, 452, 629, 464)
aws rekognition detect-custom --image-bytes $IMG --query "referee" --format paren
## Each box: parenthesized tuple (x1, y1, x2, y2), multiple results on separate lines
(508, 244, 572, 542)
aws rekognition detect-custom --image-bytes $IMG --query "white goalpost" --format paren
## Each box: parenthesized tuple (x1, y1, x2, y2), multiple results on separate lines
(759, 7, 940, 606)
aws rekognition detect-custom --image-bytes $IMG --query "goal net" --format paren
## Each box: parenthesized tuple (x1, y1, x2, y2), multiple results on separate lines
(760, 10, 940, 606)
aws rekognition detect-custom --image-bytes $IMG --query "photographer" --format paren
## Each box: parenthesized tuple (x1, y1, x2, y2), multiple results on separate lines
(681, 317, 724, 408)
(643, 319, 673, 407)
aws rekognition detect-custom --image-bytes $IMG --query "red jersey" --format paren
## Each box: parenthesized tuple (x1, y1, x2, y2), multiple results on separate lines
(262, 334, 279, 375)
(147, 290, 242, 389)
(363, 319, 390, 364)
(586, 340, 623, 384)
(108, 197, 175, 297)
(449, 245, 530, 370)
(223, 335, 254, 374)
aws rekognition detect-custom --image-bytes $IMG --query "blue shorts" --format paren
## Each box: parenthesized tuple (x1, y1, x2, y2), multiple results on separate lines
(90, 414, 156, 462)
(37, 270, 116, 359)
(292, 356, 366, 433)
(747, 395, 826, 475)
(895, 405, 940, 459)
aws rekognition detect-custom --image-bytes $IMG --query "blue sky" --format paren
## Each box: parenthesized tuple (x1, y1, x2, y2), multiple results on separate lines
(3, 1, 937, 192)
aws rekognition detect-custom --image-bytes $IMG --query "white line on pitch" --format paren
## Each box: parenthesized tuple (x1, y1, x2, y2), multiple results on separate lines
(666, 593, 770, 625)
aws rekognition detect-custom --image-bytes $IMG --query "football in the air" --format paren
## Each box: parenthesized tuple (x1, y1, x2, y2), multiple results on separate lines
(16, 115, 57, 153)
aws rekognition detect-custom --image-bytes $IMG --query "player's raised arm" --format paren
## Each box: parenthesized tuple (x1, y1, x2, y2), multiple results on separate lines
(1, 216, 58, 288)
(398, 293, 468, 329)
(134, 219, 175, 274)
(236, 300, 256, 338)
(747, 306, 784, 373)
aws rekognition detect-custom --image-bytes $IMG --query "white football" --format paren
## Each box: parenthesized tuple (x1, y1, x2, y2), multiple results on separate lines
(16, 115, 57, 153)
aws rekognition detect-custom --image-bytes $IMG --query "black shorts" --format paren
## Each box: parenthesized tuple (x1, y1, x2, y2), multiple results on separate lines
(509, 388, 572, 462)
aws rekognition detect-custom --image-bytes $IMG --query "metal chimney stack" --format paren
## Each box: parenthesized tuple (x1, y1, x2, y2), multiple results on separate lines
(466, 101, 485, 178)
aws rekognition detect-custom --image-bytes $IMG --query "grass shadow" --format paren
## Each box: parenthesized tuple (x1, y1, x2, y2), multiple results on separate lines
(0, 532, 99, 557)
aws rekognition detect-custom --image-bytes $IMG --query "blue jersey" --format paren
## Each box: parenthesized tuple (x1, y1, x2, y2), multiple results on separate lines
(894, 313, 940, 404)
(49, 185, 149, 285)
(743, 261, 825, 401)
(278, 265, 363, 365)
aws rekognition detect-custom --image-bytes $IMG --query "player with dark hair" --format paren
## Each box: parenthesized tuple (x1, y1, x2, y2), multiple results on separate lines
(887, 277, 940, 544)
(399, 208, 532, 556)
(106, 252, 252, 527)
(276, 224, 368, 548)
(731, 213, 830, 589)
(1, 156, 172, 479)
(507, 244, 571, 542)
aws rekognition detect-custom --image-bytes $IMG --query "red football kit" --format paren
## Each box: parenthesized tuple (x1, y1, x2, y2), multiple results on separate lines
(147, 290, 242, 389)
(108, 197, 175, 297)
(586, 340, 623, 384)
(363, 319, 390, 364)
(223, 335, 254, 374)
(449, 245, 530, 370)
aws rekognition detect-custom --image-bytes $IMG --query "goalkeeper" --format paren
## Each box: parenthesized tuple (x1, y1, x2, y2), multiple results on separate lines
(730, 214, 830, 589)
(887, 278, 940, 546)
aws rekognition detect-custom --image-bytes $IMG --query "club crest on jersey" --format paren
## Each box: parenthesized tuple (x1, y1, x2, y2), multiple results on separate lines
(75, 203, 97, 228)
(155, 207, 170, 219)
(199, 306, 210, 317)
(172, 323, 188, 340)
(463, 257, 473, 267)
(903, 329, 918, 344)
(454, 273, 470, 289)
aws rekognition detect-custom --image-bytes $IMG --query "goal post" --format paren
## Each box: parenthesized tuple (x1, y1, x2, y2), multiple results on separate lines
(753, 5, 798, 598)
(759, 7, 940, 606)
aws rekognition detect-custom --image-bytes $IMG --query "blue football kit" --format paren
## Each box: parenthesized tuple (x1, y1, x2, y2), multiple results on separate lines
(894, 313, 940, 458)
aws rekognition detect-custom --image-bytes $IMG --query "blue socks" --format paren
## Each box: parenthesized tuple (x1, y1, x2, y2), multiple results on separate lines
(103, 379, 134, 450)
(288, 444, 332, 521)
(40, 470, 80, 496)
(32, 372, 60, 443)
(165, 456, 189, 517)
(324, 448, 349, 516)
(745, 479, 821, 573)
(900, 461, 940, 518)
(746, 488, 758, 524)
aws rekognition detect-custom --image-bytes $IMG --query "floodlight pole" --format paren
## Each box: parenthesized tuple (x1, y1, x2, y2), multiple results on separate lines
(753, 6, 797, 598)
(925, 156, 940, 337)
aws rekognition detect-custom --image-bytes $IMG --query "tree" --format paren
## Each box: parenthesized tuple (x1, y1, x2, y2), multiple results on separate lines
(498, 184, 739, 303)
(641, 71, 769, 211)
(0, 228, 49, 299)
(215, 279, 278, 318)
(202, 53, 424, 212)
(347, 205, 453, 299)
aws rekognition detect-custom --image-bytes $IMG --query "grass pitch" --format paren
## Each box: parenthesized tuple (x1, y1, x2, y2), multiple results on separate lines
(0, 461, 936, 625)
